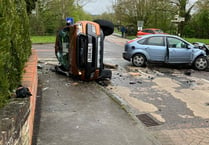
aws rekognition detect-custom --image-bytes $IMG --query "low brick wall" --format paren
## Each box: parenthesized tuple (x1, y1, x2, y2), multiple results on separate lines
(0, 99, 30, 145)
(0, 49, 38, 145)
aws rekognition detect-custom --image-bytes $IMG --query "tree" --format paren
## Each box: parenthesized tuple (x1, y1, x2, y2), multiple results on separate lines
(25, 0, 38, 14)
(113, 0, 174, 32)
(170, 0, 196, 36)
(29, 0, 92, 35)
(186, 0, 209, 38)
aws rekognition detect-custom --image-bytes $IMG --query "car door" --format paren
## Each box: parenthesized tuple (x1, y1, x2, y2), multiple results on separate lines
(143, 36, 166, 61)
(167, 37, 192, 63)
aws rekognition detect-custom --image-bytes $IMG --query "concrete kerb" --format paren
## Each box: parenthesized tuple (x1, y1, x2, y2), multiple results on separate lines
(96, 83, 162, 145)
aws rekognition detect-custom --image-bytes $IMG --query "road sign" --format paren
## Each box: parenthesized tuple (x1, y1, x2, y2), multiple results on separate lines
(66, 17, 74, 24)
(137, 21, 144, 30)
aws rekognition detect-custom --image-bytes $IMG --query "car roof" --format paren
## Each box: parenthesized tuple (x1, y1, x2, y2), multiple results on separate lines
(142, 28, 161, 30)
(139, 34, 178, 38)
(136, 34, 193, 44)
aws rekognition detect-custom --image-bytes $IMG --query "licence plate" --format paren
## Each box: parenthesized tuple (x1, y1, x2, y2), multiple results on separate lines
(88, 43, 93, 62)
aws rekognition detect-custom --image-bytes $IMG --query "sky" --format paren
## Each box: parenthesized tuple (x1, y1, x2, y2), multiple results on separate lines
(83, 0, 197, 15)
(83, 0, 114, 15)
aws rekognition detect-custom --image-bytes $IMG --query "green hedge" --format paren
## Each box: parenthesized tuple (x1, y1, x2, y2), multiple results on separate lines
(0, 0, 31, 107)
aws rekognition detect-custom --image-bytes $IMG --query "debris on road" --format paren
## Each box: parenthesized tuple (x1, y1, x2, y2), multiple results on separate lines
(16, 85, 32, 98)
(184, 70, 192, 76)
(129, 72, 141, 76)
(42, 87, 49, 92)
(104, 63, 118, 69)
(54, 65, 69, 77)
(129, 81, 136, 84)
(37, 64, 43, 69)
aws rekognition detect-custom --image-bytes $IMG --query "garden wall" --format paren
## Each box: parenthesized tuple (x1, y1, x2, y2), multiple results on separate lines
(0, 50, 38, 145)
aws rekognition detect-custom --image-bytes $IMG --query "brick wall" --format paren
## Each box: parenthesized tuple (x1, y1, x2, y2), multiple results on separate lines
(0, 49, 38, 145)
(0, 99, 30, 145)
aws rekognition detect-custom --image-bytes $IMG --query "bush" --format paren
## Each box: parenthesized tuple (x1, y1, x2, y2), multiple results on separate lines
(0, 0, 31, 107)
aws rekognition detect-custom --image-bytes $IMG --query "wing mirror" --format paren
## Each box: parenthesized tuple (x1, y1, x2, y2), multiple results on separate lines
(187, 45, 192, 49)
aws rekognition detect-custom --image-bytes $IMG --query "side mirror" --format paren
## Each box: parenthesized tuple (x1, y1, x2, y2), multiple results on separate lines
(187, 45, 192, 49)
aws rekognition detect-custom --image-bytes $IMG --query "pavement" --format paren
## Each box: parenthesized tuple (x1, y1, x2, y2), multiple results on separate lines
(32, 44, 162, 145)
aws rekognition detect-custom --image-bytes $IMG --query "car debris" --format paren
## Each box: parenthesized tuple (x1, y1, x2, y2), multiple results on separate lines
(104, 63, 118, 69)
(184, 70, 192, 76)
(16, 85, 32, 98)
(37, 64, 43, 69)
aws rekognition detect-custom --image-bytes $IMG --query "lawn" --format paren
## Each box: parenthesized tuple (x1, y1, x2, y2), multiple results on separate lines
(31, 36, 56, 44)
(184, 38, 209, 44)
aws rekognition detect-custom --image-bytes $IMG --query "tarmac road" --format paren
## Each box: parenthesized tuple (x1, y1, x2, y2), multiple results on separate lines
(32, 42, 161, 145)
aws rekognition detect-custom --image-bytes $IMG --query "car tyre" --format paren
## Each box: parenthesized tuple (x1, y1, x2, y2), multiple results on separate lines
(194, 56, 208, 70)
(93, 19, 114, 36)
(132, 53, 146, 67)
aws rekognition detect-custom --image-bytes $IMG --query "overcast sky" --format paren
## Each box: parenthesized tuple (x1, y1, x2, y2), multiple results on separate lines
(83, 0, 197, 15)
(83, 0, 114, 15)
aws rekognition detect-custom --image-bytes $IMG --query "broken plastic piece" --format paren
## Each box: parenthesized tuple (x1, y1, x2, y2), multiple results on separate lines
(16, 85, 32, 98)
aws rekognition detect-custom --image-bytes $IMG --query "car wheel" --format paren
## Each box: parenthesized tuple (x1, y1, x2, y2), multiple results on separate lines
(194, 56, 208, 70)
(93, 19, 114, 36)
(132, 54, 146, 67)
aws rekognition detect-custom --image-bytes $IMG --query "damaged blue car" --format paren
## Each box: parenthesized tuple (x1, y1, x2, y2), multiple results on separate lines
(123, 34, 208, 70)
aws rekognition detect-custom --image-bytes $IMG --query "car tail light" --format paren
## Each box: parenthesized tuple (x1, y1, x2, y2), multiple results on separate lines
(127, 37, 141, 44)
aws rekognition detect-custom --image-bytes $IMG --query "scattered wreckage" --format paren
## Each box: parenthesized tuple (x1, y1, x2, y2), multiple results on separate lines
(55, 19, 114, 81)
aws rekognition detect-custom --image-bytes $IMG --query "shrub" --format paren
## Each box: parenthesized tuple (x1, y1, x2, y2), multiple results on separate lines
(0, 0, 31, 107)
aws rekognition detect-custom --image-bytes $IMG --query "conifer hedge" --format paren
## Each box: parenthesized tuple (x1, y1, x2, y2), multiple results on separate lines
(0, 0, 31, 107)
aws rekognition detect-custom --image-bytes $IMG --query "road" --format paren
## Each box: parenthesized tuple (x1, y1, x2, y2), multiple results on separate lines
(33, 35, 209, 145)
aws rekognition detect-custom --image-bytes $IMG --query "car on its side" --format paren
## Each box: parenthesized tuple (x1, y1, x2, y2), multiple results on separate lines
(123, 34, 208, 70)
(136, 28, 165, 37)
(55, 19, 114, 81)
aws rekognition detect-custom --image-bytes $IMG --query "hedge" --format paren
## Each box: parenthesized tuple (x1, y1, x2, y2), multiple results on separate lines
(0, 0, 31, 107)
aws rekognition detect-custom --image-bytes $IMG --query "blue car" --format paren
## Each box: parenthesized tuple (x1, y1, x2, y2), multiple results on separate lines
(123, 34, 208, 70)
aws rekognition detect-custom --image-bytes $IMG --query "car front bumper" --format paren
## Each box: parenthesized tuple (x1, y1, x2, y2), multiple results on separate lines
(123, 52, 131, 61)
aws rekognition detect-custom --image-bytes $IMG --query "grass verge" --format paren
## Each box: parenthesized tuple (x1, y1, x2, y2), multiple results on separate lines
(31, 36, 56, 44)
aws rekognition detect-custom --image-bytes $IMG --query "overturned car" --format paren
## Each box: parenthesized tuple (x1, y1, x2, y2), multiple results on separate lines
(55, 19, 114, 81)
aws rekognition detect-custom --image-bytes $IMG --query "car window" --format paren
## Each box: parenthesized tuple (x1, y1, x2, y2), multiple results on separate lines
(137, 38, 146, 44)
(154, 29, 163, 33)
(144, 36, 165, 46)
(148, 30, 154, 33)
(59, 27, 70, 53)
(142, 30, 149, 33)
(167, 37, 187, 48)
